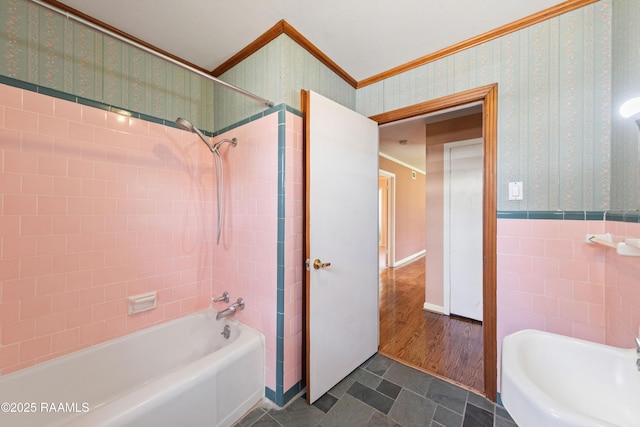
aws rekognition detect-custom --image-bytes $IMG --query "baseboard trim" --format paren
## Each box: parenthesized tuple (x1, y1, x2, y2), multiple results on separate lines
(393, 250, 426, 267)
(423, 302, 447, 315)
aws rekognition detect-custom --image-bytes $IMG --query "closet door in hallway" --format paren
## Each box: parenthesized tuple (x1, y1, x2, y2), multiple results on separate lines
(446, 140, 483, 321)
(379, 257, 484, 393)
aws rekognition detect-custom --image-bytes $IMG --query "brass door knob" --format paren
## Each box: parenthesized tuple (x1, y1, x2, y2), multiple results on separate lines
(313, 259, 331, 270)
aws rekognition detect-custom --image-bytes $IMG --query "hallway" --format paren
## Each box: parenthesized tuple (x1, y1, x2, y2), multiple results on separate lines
(379, 257, 484, 393)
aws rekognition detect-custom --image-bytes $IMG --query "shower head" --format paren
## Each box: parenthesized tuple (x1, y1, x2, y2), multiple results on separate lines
(175, 117, 215, 153)
(212, 138, 238, 151)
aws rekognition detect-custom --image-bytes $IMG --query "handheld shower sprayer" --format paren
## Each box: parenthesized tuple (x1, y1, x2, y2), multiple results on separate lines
(175, 117, 238, 245)
(175, 117, 216, 153)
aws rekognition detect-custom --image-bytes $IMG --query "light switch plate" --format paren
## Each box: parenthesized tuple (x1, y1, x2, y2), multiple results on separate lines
(508, 182, 523, 201)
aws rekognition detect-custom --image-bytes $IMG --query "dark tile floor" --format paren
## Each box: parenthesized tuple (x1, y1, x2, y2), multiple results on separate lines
(234, 354, 518, 427)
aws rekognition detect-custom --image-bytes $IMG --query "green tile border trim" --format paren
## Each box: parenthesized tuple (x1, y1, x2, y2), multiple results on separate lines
(212, 104, 302, 137)
(496, 210, 640, 223)
(586, 211, 605, 221)
(265, 387, 276, 403)
(265, 381, 303, 409)
(275, 107, 286, 407)
(0, 74, 38, 91)
(607, 211, 640, 223)
(528, 211, 564, 220)
(496, 211, 528, 219)
(283, 381, 303, 405)
(562, 211, 586, 220)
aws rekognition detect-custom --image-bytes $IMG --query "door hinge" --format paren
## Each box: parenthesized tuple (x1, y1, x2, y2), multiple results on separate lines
(305, 259, 310, 270)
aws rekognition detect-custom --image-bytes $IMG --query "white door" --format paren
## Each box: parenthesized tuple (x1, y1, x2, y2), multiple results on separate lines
(445, 140, 483, 321)
(303, 90, 379, 403)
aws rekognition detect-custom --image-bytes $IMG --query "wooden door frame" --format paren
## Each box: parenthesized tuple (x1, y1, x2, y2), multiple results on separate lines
(370, 83, 498, 401)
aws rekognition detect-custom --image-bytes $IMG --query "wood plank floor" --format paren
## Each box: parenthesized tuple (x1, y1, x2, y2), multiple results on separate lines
(379, 256, 485, 393)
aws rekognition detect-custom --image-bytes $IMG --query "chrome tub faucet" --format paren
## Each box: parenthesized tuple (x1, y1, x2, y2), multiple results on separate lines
(216, 298, 245, 320)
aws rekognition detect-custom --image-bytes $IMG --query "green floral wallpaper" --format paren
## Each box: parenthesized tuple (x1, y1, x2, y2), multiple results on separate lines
(611, 0, 640, 210)
(216, 34, 356, 130)
(356, 1, 613, 211)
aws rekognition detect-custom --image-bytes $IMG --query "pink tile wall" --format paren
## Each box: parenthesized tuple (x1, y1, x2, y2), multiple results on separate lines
(496, 218, 607, 386)
(604, 221, 640, 348)
(210, 114, 280, 390)
(0, 84, 215, 375)
(283, 112, 304, 392)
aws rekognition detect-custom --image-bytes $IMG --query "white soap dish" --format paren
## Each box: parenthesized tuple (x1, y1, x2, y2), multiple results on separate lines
(128, 291, 157, 314)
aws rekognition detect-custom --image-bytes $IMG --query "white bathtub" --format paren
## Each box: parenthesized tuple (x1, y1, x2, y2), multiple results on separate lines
(0, 309, 265, 427)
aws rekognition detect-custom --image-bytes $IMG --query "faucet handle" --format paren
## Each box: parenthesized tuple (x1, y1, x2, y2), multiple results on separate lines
(636, 337, 640, 354)
(212, 291, 230, 303)
(232, 297, 245, 310)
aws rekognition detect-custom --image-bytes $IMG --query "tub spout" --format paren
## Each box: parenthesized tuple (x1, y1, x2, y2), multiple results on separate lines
(215, 306, 236, 320)
(216, 298, 244, 320)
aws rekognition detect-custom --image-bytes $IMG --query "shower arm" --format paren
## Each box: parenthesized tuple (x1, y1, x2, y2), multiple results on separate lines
(30, 0, 275, 108)
(213, 138, 238, 152)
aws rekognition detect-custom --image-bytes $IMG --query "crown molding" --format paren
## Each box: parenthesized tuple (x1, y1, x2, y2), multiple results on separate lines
(211, 20, 286, 78)
(357, 0, 599, 88)
(379, 153, 426, 175)
(214, 0, 597, 89)
(212, 20, 358, 88)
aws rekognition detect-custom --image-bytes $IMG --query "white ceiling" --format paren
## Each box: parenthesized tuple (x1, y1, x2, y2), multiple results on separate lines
(55, 0, 565, 83)
(54, 0, 567, 171)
